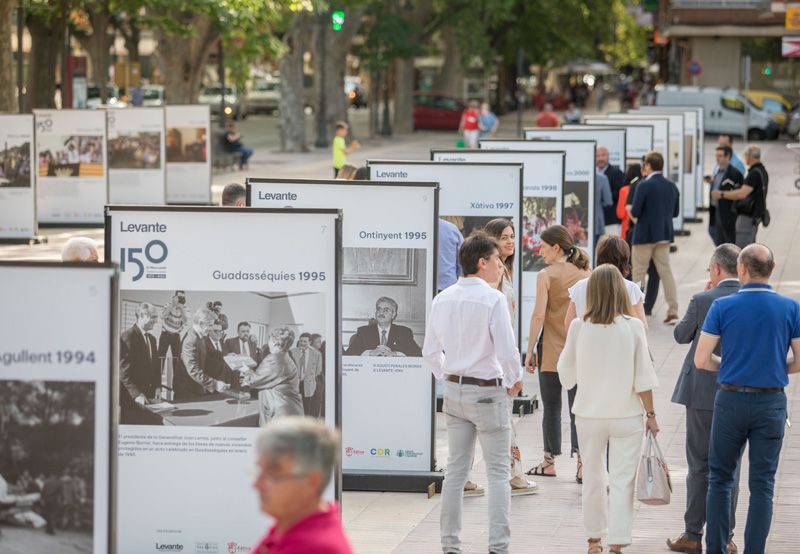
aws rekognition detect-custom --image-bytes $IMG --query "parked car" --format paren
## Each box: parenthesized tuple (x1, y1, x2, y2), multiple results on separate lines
(87, 84, 123, 108)
(745, 90, 792, 131)
(345, 76, 367, 109)
(247, 79, 281, 114)
(141, 84, 165, 107)
(656, 85, 778, 140)
(413, 92, 465, 130)
(198, 85, 248, 119)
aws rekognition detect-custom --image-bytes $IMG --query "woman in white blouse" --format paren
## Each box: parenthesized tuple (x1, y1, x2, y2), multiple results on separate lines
(558, 264, 659, 554)
(564, 235, 648, 333)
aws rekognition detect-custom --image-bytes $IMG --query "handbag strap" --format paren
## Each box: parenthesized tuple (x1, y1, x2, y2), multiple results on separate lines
(646, 430, 666, 462)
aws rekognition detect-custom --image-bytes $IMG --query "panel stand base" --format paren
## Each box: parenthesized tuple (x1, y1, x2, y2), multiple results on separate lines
(696, 206, 710, 212)
(343, 470, 445, 493)
(0, 235, 48, 245)
(514, 394, 538, 415)
(39, 222, 103, 229)
(684, 217, 704, 224)
(675, 229, 691, 237)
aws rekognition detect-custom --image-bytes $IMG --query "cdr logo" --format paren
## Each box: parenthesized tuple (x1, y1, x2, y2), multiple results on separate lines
(370, 448, 391, 456)
(226, 543, 250, 553)
(120, 240, 168, 281)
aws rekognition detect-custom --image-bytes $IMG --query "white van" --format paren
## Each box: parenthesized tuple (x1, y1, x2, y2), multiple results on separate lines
(655, 85, 778, 140)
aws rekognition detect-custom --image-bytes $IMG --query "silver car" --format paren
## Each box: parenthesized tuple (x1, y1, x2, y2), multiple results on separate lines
(248, 79, 281, 114)
(198, 85, 248, 120)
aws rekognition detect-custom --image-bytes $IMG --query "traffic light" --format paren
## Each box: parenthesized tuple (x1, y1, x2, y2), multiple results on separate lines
(331, 10, 345, 31)
(761, 66, 773, 76)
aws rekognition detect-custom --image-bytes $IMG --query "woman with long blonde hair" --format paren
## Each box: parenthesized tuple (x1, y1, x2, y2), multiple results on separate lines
(558, 264, 660, 554)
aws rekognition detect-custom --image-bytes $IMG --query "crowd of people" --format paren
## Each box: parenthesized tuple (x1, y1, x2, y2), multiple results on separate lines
(0, 142, 31, 187)
(108, 132, 161, 169)
(38, 135, 104, 177)
(118, 292, 326, 426)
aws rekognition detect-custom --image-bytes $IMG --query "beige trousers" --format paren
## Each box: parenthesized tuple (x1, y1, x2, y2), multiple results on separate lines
(631, 242, 678, 316)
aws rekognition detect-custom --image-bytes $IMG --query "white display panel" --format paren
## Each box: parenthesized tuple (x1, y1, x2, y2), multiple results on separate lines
(107, 206, 340, 553)
(581, 121, 654, 161)
(248, 179, 436, 475)
(587, 116, 682, 231)
(530, 126, 626, 168)
(107, 108, 167, 205)
(164, 105, 211, 204)
(481, 139, 597, 265)
(0, 262, 116, 553)
(367, 160, 523, 339)
(430, 149, 565, 354)
(0, 114, 36, 239)
(625, 111, 692, 220)
(34, 109, 108, 224)
(633, 106, 703, 215)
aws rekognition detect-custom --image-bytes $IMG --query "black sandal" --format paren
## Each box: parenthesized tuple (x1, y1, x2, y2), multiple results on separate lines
(526, 457, 556, 477)
(576, 458, 583, 484)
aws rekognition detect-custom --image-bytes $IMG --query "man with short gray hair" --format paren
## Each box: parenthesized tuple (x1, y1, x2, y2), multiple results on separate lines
(716, 144, 768, 248)
(344, 296, 422, 357)
(180, 307, 232, 397)
(61, 237, 100, 262)
(250, 416, 353, 554)
(119, 302, 160, 424)
(695, 244, 800, 554)
(668, 243, 741, 554)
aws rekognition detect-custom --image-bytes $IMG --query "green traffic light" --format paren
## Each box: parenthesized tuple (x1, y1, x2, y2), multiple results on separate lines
(332, 10, 345, 31)
(764, 67, 772, 76)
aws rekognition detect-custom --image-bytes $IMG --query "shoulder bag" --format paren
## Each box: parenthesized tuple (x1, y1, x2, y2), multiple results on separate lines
(636, 430, 672, 505)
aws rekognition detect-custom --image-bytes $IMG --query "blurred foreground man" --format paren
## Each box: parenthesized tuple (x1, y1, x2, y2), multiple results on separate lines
(251, 417, 353, 554)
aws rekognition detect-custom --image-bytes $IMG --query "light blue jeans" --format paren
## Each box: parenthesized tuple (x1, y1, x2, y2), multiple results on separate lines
(440, 381, 511, 554)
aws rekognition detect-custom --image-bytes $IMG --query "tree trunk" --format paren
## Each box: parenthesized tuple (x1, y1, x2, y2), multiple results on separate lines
(26, 11, 64, 110)
(432, 26, 463, 99)
(278, 12, 311, 152)
(0, 0, 15, 112)
(315, 7, 365, 142)
(125, 19, 140, 63)
(392, 0, 434, 134)
(79, 3, 111, 102)
(157, 14, 217, 104)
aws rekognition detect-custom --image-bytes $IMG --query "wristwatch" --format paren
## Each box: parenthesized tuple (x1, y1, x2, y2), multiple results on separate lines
(646, 411, 656, 418)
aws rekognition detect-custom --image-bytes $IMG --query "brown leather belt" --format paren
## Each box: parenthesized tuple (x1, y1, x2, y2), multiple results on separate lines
(446, 375, 502, 387)
(720, 384, 784, 394)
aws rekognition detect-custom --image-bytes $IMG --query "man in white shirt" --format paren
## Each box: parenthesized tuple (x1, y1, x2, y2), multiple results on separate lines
(423, 232, 523, 554)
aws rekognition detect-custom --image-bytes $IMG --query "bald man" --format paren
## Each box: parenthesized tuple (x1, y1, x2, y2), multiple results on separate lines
(695, 244, 800, 554)
(596, 146, 625, 236)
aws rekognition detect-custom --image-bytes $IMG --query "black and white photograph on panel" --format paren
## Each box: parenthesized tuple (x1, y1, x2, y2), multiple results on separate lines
(562, 181, 590, 248)
(117, 289, 327, 427)
(0, 380, 95, 553)
(108, 132, 162, 170)
(342, 247, 426, 358)
(0, 138, 32, 188)
(522, 197, 557, 272)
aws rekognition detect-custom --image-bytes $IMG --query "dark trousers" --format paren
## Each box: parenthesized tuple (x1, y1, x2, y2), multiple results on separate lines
(714, 217, 736, 247)
(538, 371, 578, 456)
(685, 407, 739, 542)
(706, 390, 787, 554)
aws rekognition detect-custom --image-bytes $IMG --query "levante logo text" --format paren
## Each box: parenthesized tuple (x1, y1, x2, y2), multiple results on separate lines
(155, 543, 184, 551)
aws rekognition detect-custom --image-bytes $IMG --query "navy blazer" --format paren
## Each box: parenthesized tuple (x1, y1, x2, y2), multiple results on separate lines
(630, 172, 680, 245)
(671, 280, 741, 410)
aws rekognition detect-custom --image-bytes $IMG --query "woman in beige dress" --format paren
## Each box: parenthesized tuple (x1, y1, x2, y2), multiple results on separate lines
(524, 224, 591, 481)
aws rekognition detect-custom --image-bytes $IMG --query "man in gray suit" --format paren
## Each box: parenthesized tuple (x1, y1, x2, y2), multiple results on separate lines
(667, 243, 742, 554)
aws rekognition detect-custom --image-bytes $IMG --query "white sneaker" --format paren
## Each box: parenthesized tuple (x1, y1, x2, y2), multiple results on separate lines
(510, 475, 539, 496)
(463, 480, 485, 497)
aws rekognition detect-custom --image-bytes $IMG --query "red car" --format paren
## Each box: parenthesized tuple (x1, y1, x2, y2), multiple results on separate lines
(413, 92, 465, 130)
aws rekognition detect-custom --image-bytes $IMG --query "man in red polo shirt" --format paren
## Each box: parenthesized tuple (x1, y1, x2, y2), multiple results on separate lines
(250, 417, 352, 554)
(534, 103, 560, 128)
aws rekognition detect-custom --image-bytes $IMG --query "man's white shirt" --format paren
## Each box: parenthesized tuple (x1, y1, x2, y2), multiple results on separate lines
(422, 277, 522, 388)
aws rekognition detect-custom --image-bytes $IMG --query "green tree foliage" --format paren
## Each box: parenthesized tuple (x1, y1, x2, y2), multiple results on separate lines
(599, 0, 649, 68)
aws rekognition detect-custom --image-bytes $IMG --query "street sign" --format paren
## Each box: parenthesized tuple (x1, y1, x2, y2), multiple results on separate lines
(687, 60, 703, 77)
(783, 37, 800, 57)
(787, 7, 800, 30)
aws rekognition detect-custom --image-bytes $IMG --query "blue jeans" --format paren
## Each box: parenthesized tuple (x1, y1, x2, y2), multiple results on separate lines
(225, 144, 253, 167)
(706, 389, 786, 554)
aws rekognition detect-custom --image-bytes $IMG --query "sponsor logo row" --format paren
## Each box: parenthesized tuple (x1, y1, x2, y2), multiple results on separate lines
(345, 446, 424, 458)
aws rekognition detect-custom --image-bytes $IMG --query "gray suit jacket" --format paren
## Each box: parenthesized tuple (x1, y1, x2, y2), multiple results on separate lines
(671, 279, 740, 410)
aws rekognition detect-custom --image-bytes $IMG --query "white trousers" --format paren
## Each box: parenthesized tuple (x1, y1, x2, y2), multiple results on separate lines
(576, 415, 643, 545)
(441, 381, 511, 554)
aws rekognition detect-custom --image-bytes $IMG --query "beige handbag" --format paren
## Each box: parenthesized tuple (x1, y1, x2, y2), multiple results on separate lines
(636, 430, 672, 505)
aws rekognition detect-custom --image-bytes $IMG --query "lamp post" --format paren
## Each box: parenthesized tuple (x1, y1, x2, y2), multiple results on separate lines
(17, 0, 23, 113)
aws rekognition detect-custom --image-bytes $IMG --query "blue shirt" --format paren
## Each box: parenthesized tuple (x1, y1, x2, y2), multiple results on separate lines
(437, 219, 463, 291)
(702, 283, 800, 388)
(478, 112, 498, 137)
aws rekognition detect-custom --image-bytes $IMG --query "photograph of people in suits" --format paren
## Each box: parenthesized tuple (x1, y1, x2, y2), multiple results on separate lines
(118, 290, 327, 427)
(345, 296, 423, 357)
(290, 333, 324, 417)
(119, 302, 161, 424)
